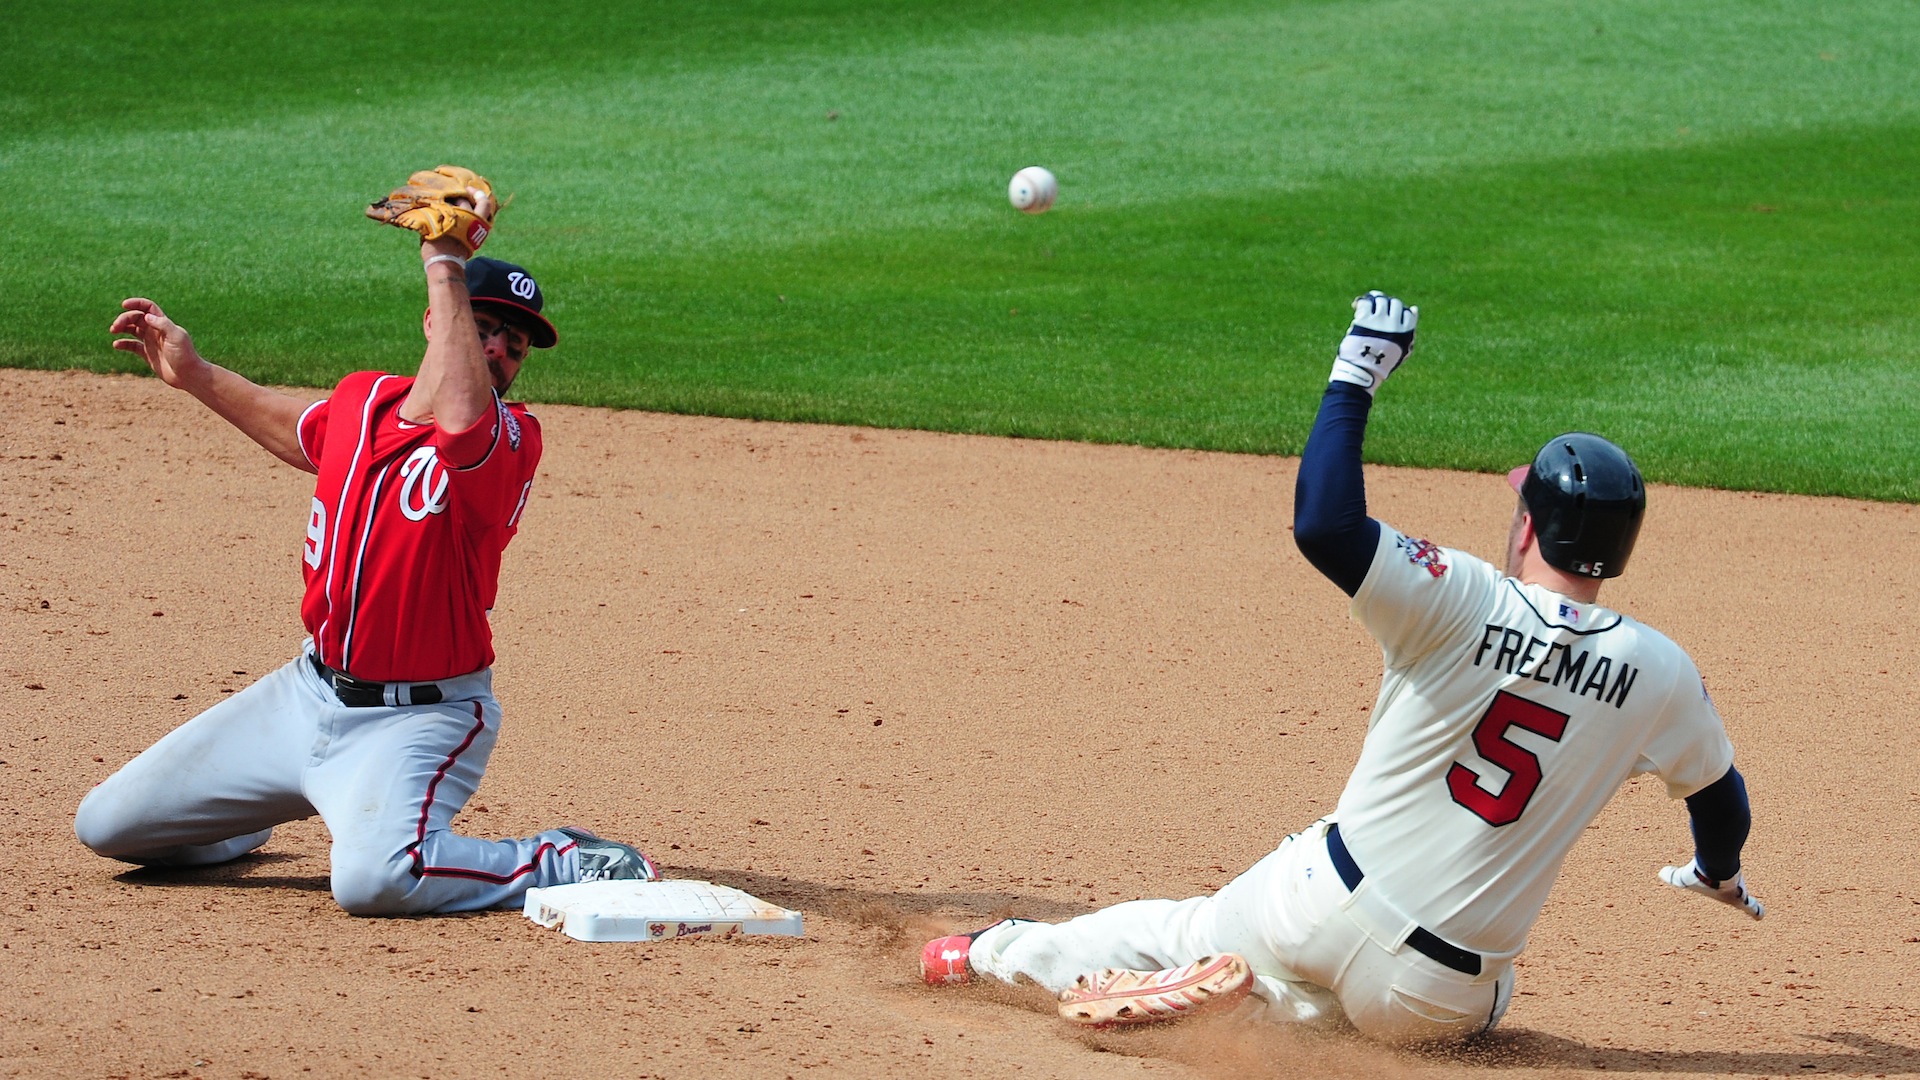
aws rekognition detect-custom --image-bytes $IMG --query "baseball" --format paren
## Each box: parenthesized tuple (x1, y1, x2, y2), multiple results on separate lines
(1008, 166, 1058, 214)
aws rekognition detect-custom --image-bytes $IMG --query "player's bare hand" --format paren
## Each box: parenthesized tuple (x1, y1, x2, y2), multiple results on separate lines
(454, 185, 494, 220)
(1330, 290, 1419, 395)
(111, 298, 212, 390)
(1659, 858, 1764, 920)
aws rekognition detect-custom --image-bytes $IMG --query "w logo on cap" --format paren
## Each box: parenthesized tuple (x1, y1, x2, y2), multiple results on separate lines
(466, 257, 556, 347)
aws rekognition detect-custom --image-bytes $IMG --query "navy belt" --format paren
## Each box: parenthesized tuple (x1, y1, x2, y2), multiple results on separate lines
(310, 654, 444, 708)
(1325, 822, 1482, 976)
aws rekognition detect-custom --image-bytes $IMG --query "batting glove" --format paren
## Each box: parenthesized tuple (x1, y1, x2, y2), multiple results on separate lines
(1658, 858, 1765, 920)
(1329, 290, 1418, 395)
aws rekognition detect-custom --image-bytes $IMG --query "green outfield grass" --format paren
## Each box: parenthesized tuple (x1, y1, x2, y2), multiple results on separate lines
(4, 0, 1917, 499)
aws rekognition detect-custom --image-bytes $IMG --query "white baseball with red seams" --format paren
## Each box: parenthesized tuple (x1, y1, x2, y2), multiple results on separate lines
(1008, 166, 1057, 213)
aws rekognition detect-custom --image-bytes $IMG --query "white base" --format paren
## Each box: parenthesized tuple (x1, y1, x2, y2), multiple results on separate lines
(523, 879, 804, 942)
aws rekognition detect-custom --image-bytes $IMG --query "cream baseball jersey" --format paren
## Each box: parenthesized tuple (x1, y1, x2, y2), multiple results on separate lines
(296, 371, 542, 682)
(1333, 525, 1734, 956)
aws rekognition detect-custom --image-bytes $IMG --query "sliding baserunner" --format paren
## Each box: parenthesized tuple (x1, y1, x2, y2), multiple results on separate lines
(921, 291, 1763, 1045)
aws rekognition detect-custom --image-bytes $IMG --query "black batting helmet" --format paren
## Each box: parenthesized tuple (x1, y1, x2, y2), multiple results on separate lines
(1506, 433, 1646, 579)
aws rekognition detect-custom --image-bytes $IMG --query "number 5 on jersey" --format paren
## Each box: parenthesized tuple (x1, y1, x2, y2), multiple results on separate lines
(1448, 690, 1569, 827)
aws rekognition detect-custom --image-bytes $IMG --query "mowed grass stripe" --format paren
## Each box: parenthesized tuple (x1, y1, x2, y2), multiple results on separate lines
(530, 122, 1920, 502)
(3, 1, 1916, 499)
(11, 1, 1913, 234)
(1, 0, 1284, 139)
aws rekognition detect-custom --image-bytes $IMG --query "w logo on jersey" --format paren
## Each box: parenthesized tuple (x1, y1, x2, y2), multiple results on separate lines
(398, 446, 449, 521)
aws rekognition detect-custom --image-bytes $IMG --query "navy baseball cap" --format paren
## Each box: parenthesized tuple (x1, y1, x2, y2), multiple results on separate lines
(465, 256, 557, 349)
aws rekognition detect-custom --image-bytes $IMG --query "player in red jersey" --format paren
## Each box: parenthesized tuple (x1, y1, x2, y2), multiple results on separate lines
(76, 230, 657, 914)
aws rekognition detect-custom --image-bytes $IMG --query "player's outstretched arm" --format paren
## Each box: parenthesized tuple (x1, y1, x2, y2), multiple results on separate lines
(1659, 858, 1764, 920)
(110, 298, 315, 473)
(1294, 291, 1417, 596)
(402, 235, 496, 434)
(368, 165, 503, 433)
(1659, 766, 1763, 919)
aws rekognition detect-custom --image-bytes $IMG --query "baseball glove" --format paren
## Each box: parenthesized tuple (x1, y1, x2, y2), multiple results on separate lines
(365, 165, 499, 255)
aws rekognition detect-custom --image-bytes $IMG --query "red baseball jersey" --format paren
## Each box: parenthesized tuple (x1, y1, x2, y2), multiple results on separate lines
(296, 371, 542, 682)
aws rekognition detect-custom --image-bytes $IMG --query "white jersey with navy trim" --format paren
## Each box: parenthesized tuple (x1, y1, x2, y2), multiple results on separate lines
(1333, 525, 1734, 956)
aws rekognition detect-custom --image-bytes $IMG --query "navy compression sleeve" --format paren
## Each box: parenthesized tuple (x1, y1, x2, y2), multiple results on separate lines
(1685, 766, 1752, 882)
(1293, 381, 1381, 597)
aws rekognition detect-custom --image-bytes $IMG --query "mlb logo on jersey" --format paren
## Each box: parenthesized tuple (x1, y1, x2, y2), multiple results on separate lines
(1557, 602, 1580, 621)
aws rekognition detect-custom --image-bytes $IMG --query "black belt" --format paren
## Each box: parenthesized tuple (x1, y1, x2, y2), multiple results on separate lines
(309, 654, 444, 708)
(1325, 822, 1482, 976)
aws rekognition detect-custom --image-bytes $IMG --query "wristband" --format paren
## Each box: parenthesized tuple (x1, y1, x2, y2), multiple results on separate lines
(423, 253, 468, 274)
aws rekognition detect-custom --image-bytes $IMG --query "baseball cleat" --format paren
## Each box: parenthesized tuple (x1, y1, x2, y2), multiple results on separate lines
(922, 934, 976, 986)
(559, 827, 660, 883)
(1056, 953, 1253, 1028)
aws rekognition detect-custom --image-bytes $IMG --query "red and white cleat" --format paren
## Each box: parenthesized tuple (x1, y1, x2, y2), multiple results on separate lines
(922, 934, 975, 986)
(1056, 953, 1253, 1027)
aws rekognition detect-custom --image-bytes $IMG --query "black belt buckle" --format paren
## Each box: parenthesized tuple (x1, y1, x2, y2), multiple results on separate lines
(1325, 823, 1482, 977)
(310, 654, 444, 708)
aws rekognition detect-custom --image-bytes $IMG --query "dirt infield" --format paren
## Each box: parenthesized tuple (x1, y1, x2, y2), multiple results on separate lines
(3, 366, 1916, 1079)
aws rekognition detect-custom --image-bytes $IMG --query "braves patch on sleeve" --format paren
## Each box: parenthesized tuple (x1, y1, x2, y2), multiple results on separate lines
(1396, 534, 1449, 578)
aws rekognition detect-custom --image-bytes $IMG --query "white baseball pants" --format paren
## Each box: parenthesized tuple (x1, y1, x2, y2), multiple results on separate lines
(969, 822, 1515, 1046)
(74, 648, 582, 914)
